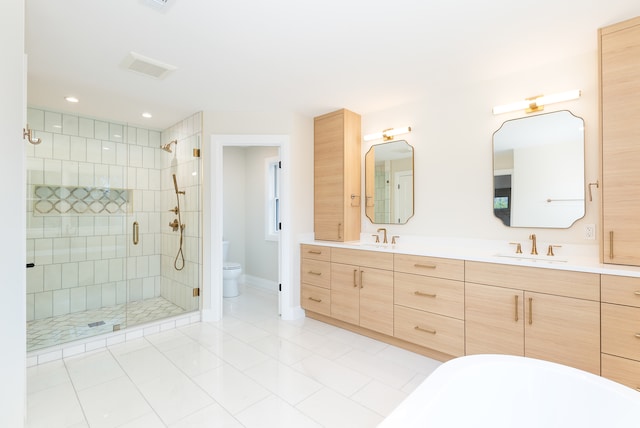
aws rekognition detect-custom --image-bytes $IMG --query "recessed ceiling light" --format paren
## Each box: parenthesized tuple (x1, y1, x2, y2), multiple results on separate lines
(142, 112, 152, 118)
(65, 96, 79, 103)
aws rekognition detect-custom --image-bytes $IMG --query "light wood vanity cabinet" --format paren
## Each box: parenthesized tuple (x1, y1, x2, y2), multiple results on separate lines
(393, 254, 465, 357)
(465, 261, 601, 375)
(601, 274, 640, 390)
(300, 245, 331, 316)
(600, 16, 640, 266)
(313, 109, 361, 242)
(330, 248, 394, 336)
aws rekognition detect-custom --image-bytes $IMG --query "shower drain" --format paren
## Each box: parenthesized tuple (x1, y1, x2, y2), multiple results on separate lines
(87, 321, 105, 328)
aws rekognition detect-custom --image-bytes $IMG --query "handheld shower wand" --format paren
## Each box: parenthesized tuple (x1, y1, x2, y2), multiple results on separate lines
(172, 174, 185, 194)
(170, 173, 185, 270)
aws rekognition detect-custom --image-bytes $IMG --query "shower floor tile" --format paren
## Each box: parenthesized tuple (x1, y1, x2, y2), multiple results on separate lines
(27, 297, 188, 352)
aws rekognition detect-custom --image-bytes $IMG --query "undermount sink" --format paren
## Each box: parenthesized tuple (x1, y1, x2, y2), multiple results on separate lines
(494, 253, 568, 263)
(346, 242, 393, 249)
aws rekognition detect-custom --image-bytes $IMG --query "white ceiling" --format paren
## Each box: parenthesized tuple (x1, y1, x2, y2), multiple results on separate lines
(25, 0, 640, 130)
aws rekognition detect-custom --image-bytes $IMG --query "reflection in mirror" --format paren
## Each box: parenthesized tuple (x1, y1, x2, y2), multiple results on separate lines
(365, 140, 414, 224)
(493, 110, 585, 228)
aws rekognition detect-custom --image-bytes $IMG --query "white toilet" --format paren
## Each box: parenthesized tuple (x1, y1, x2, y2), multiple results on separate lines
(222, 241, 241, 297)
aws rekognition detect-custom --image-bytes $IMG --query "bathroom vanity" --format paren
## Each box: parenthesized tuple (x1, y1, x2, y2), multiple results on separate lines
(300, 241, 640, 388)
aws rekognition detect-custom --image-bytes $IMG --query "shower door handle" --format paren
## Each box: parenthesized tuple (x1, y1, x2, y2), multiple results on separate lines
(133, 221, 139, 245)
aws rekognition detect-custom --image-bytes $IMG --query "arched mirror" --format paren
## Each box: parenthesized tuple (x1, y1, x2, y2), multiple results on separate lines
(365, 140, 414, 224)
(493, 110, 585, 228)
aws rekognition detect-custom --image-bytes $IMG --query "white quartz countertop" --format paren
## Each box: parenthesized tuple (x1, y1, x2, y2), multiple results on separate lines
(301, 237, 640, 278)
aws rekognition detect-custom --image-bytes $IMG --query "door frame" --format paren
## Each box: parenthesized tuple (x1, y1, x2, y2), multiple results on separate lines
(205, 134, 291, 321)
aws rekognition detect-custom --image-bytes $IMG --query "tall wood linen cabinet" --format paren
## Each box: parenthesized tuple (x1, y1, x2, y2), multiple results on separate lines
(314, 109, 361, 242)
(600, 16, 640, 266)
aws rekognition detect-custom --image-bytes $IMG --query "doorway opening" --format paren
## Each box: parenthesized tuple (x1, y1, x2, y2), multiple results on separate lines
(210, 135, 292, 321)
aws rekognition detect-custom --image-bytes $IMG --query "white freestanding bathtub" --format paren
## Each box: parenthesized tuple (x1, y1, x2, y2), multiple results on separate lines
(379, 354, 640, 428)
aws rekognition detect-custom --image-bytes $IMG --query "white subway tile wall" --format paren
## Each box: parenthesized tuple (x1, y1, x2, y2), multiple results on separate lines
(26, 108, 202, 352)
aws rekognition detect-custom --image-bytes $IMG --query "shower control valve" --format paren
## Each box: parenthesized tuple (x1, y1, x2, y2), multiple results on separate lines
(169, 219, 180, 232)
(169, 206, 179, 214)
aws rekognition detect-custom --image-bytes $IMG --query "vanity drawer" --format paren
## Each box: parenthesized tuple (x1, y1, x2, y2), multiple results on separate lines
(602, 303, 640, 361)
(394, 305, 464, 357)
(331, 247, 393, 270)
(301, 259, 331, 289)
(602, 275, 640, 308)
(301, 244, 331, 262)
(301, 284, 331, 316)
(465, 261, 600, 301)
(602, 353, 640, 392)
(394, 254, 464, 281)
(394, 272, 464, 319)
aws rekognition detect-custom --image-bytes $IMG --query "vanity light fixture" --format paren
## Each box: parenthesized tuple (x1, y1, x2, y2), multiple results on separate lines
(492, 89, 581, 115)
(364, 126, 412, 142)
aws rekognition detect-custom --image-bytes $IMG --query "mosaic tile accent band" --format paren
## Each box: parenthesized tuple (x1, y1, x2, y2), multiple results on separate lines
(33, 185, 130, 215)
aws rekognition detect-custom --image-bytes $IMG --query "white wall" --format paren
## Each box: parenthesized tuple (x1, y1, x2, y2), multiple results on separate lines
(222, 147, 247, 266)
(361, 51, 599, 246)
(1, 0, 26, 424)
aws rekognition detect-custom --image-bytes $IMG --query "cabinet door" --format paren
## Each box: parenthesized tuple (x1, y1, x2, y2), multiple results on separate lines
(524, 292, 600, 375)
(359, 267, 393, 336)
(314, 112, 344, 241)
(465, 282, 524, 356)
(601, 19, 640, 265)
(330, 262, 359, 325)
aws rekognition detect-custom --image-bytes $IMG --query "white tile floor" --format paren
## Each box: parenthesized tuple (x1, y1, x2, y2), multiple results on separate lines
(27, 284, 442, 427)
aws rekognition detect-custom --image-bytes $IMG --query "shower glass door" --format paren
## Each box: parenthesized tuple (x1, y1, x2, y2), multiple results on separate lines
(26, 109, 129, 351)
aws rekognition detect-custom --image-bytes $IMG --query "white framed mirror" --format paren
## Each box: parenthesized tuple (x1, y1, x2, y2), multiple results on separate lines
(493, 110, 585, 228)
(365, 140, 414, 224)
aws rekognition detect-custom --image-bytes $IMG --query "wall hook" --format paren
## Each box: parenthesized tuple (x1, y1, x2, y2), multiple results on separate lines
(23, 124, 41, 145)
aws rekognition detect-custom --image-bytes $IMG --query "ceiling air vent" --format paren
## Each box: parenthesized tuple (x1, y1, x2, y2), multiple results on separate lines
(123, 52, 176, 79)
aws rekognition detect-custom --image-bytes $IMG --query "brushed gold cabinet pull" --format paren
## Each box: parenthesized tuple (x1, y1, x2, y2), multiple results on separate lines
(360, 270, 364, 289)
(634, 333, 640, 339)
(414, 291, 436, 298)
(133, 221, 139, 245)
(308, 250, 322, 255)
(353, 269, 358, 287)
(528, 297, 533, 325)
(308, 271, 322, 276)
(634, 291, 640, 296)
(308, 297, 322, 303)
(636, 387, 640, 392)
(609, 231, 614, 259)
(414, 263, 436, 269)
(514, 295, 519, 322)
(338, 223, 342, 240)
(414, 326, 436, 334)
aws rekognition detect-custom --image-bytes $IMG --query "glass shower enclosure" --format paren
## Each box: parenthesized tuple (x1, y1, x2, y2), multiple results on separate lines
(25, 109, 202, 352)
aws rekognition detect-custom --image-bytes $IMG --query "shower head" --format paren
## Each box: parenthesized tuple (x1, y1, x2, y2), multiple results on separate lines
(161, 140, 177, 153)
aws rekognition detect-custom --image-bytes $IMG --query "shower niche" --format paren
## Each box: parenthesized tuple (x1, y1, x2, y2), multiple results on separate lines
(25, 108, 202, 352)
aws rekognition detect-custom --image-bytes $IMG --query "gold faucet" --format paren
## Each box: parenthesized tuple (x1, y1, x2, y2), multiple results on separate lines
(377, 228, 388, 244)
(529, 234, 538, 255)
